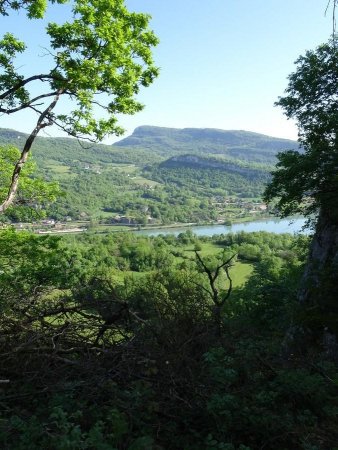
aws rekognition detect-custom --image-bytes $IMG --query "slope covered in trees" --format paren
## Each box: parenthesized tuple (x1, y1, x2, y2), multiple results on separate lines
(0, 0, 159, 212)
(0, 126, 281, 224)
(114, 125, 297, 163)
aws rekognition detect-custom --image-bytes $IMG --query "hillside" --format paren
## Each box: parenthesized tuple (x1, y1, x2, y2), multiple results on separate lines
(0, 126, 293, 223)
(0, 126, 298, 167)
(160, 154, 268, 176)
(114, 125, 298, 163)
(0, 128, 162, 167)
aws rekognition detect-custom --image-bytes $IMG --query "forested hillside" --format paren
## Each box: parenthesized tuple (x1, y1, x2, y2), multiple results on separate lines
(114, 126, 297, 163)
(0, 126, 291, 224)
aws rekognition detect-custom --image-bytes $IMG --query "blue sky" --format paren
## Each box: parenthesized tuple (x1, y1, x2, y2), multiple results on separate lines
(0, 0, 334, 142)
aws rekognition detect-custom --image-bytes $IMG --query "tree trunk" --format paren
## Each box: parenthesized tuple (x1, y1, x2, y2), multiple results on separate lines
(298, 207, 338, 336)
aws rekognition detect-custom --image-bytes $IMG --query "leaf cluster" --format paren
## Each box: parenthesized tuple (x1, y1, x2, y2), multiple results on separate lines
(0, 0, 159, 141)
(265, 38, 338, 219)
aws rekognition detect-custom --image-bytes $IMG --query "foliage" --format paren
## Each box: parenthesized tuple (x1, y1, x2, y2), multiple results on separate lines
(0, 145, 61, 220)
(0, 0, 159, 141)
(0, 0, 68, 19)
(0, 128, 274, 223)
(116, 125, 297, 164)
(145, 164, 269, 199)
(264, 38, 338, 218)
(0, 0, 159, 211)
(1, 228, 337, 449)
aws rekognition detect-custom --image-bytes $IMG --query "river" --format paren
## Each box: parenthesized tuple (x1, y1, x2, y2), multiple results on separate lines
(137, 217, 309, 237)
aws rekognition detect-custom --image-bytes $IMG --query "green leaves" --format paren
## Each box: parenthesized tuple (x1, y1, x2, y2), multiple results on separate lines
(265, 38, 338, 218)
(276, 38, 338, 149)
(0, 33, 28, 107)
(0, 0, 159, 211)
(0, 0, 159, 142)
(0, 0, 69, 19)
(0, 145, 61, 218)
(0, 32, 26, 55)
(44, 0, 159, 140)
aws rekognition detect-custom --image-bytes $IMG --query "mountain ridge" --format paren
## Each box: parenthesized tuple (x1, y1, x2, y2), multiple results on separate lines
(113, 125, 298, 163)
(0, 125, 298, 166)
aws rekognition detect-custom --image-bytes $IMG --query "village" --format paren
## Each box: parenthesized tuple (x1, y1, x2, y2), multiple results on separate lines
(5, 196, 269, 235)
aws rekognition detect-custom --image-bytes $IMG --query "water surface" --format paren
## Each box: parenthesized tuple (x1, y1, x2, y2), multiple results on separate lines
(137, 217, 309, 237)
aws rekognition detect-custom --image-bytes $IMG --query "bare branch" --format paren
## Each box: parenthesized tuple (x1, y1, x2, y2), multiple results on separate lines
(325, 0, 337, 38)
(194, 251, 236, 307)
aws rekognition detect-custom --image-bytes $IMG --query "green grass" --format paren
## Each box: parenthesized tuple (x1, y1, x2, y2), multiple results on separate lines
(130, 175, 161, 187)
(106, 163, 138, 174)
(44, 160, 72, 173)
(113, 260, 252, 288)
(181, 241, 225, 256)
(230, 261, 253, 287)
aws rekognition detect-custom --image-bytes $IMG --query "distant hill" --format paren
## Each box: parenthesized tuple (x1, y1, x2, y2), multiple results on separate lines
(0, 128, 162, 167)
(160, 154, 268, 179)
(114, 125, 298, 163)
(0, 126, 291, 222)
(0, 125, 298, 166)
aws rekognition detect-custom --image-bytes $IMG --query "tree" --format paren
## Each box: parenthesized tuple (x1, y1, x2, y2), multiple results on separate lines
(264, 37, 338, 332)
(0, 0, 67, 19)
(194, 250, 236, 335)
(0, 145, 61, 219)
(0, 0, 159, 212)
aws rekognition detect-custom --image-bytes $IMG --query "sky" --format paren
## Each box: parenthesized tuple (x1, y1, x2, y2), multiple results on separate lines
(0, 0, 335, 143)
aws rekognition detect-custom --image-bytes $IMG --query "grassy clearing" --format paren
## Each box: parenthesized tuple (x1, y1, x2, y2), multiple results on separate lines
(113, 261, 252, 289)
(45, 160, 72, 174)
(130, 175, 161, 187)
(106, 164, 138, 174)
(43, 160, 77, 180)
(197, 242, 254, 287)
(230, 261, 253, 287)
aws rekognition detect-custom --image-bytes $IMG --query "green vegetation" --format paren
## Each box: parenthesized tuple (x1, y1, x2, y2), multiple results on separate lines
(0, 3, 337, 449)
(1, 227, 338, 449)
(115, 126, 297, 164)
(0, 126, 283, 225)
(0, 145, 61, 221)
(264, 37, 338, 324)
(0, 0, 159, 212)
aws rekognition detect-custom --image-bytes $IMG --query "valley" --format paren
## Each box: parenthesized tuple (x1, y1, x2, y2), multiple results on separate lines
(0, 126, 298, 228)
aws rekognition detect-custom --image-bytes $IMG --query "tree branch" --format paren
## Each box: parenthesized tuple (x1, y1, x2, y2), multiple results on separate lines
(0, 91, 59, 114)
(0, 73, 58, 100)
(194, 251, 236, 307)
(0, 88, 64, 213)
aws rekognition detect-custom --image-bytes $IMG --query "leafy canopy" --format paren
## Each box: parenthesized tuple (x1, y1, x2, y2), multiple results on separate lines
(0, 0, 159, 141)
(0, 0, 159, 212)
(0, 0, 67, 19)
(264, 38, 338, 218)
